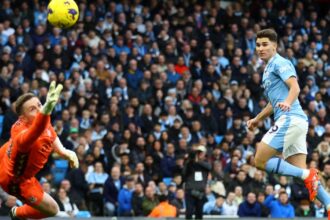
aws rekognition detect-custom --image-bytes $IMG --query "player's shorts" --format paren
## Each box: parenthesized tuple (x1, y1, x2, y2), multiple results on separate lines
(8, 177, 44, 206)
(261, 115, 308, 159)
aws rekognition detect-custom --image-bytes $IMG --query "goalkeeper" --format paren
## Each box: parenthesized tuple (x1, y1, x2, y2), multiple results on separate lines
(0, 81, 79, 219)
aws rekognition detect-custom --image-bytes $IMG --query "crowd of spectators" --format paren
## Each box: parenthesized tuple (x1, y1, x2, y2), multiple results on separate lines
(0, 0, 330, 218)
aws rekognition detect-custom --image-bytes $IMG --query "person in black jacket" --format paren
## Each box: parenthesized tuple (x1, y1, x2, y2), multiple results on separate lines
(103, 166, 125, 216)
(182, 145, 211, 219)
(66, 162, 89, 210)
(131, 182, 144, 216)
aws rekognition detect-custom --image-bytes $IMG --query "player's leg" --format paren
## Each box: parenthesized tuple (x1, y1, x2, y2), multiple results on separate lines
(254, 141, 280, 170)
(255, 116, 311, 178)
(11, 178, 59, 219)
(12, 192, 59, 219)
(32, 192, 59, 216)
(286, 154, 330, 218)
(282, 116, 321, 202)
(255, 141, 310, 177)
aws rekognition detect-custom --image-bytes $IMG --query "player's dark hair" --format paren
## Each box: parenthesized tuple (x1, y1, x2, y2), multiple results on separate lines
(256, 29, 278, 43)
(15, 93, 37, 116)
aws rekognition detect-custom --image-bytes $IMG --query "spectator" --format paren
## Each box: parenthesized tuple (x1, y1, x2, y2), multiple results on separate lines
(170, 188, 186, 215)
(142, 185, 159, 216)
(203, 194, 225, 215)
(234, 186, 244, 205)
(161, 142, 176, 178)
(227, 169, 251, 195)
(118, 175, 135, 216)
(295, 199, 314, 217)
(59, 178, 87, 210)
(124, 59, 143, 90)
(263, 191, 295, 218)
(256, 192, 270, 217)
(103, 166, 125, 216)
(55, 188, 79, 217)
(87, 161, 109, 216)
(144, 155, 160, 183)
(247, 170, 266, 195)
(222, 192, 238, 216)
(134, 162, 149, 187)
(131, 182, 144, 216)
(237, 192, 261, 217)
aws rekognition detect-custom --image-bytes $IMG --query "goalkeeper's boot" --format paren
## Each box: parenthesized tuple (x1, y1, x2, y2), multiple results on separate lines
(10, 206, 26, 220)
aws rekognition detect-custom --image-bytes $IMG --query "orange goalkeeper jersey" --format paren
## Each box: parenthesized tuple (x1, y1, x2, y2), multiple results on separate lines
(2, 113, 57, 182)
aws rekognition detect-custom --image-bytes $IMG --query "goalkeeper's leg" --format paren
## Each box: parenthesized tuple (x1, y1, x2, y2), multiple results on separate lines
(10, 178, 60, 219)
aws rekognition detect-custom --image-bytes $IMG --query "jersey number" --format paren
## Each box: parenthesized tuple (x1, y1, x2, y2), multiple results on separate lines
(268, 125, 279, 134)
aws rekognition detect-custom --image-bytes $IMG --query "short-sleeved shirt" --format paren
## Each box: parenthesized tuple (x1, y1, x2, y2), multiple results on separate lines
(262, 53, 308, 121)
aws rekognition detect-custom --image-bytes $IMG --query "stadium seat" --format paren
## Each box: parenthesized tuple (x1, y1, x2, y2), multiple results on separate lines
(75, 210, 92, 218)
(162, 177, 173, 186)
(214, 135, 224, 144)
(51, 159, 69, 185)
(0, 115, 4, 136)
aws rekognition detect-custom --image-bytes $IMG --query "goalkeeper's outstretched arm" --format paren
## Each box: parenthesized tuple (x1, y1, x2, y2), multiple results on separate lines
(53, 137, 79, 169)
(17, 81, 63, 152)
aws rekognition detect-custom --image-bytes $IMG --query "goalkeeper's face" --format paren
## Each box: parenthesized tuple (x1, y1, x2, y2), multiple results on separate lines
(22, 97, 42, 123)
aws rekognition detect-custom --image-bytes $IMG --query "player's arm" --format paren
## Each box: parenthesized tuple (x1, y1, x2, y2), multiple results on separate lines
(16, 113, 51, 151)
(247, 102, 273, 131)
(276, 77, 300, 111)
(17, 82, 63, 151)
(53, 137, 79, 169)
(255, 102, 273, 121)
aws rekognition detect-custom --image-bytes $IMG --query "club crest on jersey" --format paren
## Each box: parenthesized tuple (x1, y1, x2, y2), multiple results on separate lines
(279, 65, 291, 74)
(28, 196, 37, 203)
(264, 71, 270, 78)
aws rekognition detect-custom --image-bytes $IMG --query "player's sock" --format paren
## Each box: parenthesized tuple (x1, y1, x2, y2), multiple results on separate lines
(16, 205, 49, 219)
(265, 157, 308, 179)
(56, 211, 71, 217)
(316, 182, 330, 210)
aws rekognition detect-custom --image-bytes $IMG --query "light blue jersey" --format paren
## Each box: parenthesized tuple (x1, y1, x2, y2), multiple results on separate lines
(261, 54, 308, 158)
(262, 53, 308, 121)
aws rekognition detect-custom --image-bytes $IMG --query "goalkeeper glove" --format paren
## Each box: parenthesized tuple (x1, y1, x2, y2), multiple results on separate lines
(65, 150, 79, 169)
(41, 81, 63, 115)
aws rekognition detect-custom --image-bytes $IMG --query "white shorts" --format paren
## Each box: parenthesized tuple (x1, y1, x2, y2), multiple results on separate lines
(261, 115, 308, 159)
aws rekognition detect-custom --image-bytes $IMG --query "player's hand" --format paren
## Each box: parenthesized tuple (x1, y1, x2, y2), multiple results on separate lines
(246, 118, 259, 131)
(65, 150, 79, 169)
(5, 195, 17, 208)
(41, 81, 63, 115)
(276, 102, 291, 112)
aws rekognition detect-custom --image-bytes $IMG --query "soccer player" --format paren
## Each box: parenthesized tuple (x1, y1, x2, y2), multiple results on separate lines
(0, 81, 79, 220)
(247, 28, 330, 218)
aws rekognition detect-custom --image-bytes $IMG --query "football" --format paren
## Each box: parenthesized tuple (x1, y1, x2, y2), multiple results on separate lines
(47, 0, 79, 29)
